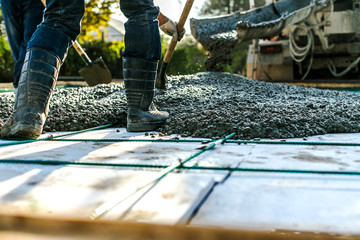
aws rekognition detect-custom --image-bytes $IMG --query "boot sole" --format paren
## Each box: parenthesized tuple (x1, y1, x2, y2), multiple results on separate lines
(1, 124, 42, 140)
(127, 121, 165, 132)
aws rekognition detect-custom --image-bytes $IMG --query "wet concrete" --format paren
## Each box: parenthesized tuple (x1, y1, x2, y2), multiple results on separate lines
(1, 72, 360, 139)
(190, 0, 316, 71)
(190, 13, 239, 71)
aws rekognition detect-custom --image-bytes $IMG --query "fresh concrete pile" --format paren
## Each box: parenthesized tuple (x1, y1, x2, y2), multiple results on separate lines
(0, 84, 128, 133)
(1, 72, 360, 139)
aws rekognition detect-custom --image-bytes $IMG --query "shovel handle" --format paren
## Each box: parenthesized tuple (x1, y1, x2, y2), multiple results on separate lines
(73, 40, 92, 66)
(156, 0, 194, 89)
(163, 0, 194, 63)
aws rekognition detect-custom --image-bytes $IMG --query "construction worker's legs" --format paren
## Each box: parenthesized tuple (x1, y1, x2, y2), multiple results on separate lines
(27, 0, 85, 61)
(120, 0, 161, 61)
(1, 0, 84, 139)
(120, 0, 168, 132)
(0, 0, 44, 88)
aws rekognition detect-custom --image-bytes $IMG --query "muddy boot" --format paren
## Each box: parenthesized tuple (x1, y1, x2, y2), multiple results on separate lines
(123, 57, 169, 132)
(1, 48, 61, 139)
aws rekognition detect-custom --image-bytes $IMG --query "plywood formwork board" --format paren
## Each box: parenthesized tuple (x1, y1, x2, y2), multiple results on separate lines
(239, 144, 360, 171)
(105, 173, 218, 224)
(0, 128, 251, 170)
(0, 129, 200, 166)
(0, 163, 222, 224)
(238, 134, 360, 172)
(0, 140, 199, 166)
(0, 141, 200, 165)
(191, 172, 360, 234)
(184, 144, 255, 168)
(0, 164, 159, 218)
(2, 128, 360, 233)
(0, 214, 359, 240)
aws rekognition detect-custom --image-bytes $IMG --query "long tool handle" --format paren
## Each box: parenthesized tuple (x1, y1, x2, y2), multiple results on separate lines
(72, 40, 92, 66)
(157, 0, 195, 89)
(163, 0, 194, 64)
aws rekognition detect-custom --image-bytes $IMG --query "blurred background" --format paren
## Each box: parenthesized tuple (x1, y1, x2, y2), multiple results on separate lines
(0, 0, 263, 83)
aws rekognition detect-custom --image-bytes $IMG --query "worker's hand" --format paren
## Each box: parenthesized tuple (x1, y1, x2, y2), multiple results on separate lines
(160, 19, 186, 41)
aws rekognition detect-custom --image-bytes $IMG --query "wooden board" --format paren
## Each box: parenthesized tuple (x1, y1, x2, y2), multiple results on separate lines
(0, 214, 359, 240)
(119, 173, 215, 224)
(0, 163, 220, 223)
(238, 133, 360, 171)
(0, 129, 200, 166)
(2, 129, 360, 234)
(191, 172, 360, 234)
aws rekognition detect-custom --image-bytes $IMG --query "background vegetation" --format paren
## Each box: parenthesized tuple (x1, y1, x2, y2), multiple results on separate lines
(200, 0, 266, 15)
(0, 0, 256, 83)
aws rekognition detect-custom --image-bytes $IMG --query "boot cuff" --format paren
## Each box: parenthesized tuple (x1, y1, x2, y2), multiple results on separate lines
(123, 57, 158, 71)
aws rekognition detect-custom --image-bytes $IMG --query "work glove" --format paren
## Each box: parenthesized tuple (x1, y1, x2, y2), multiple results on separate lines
(160, 19, 186, 41)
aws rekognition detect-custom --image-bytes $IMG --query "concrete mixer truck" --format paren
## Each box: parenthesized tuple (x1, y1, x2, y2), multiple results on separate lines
(191, 0, 360, 88)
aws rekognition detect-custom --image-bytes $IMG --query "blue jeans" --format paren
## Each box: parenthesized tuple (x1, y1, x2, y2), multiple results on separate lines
(27, 0, 85, 62)
(120, 0, 162, 61)
(2, 0, 158, 88)
(0, 0, 44, 87)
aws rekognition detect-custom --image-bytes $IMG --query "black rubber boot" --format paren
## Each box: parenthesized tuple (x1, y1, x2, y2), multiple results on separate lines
(1, 48, 61, 139)
(123, 57, 169, 132)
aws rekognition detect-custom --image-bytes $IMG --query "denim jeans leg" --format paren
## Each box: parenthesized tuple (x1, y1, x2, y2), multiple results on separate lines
(120, 0, 161, 61)
(0, 0, 44, 87)
(27, 0, 85, 61)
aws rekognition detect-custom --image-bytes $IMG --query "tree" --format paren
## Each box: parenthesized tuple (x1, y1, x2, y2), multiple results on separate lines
(0, 10, 6, 37)
(0, 10, 14, 82)
(200, 0, 266, 15)
(165, 37, 207, 75)
(79, 0, 118, 42)
(200, 0, 248, 15)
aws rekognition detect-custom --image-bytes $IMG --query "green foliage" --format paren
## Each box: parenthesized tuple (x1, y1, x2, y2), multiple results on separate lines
(60, 37, 207, 79)
(222, 42, 248, 75)
(0, 9, 13, 82)
(80, 0, 118, 41)
(164, 37, 207, 76)
(60, 40, 125, 79)
(200, 0, 266, 15)
(201, 0, 249, 15)
(0, 9, 6, 36)
(0, 37, 14, 82)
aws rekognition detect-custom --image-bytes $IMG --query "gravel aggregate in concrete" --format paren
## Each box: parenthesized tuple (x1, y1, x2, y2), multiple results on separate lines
(1, 72, 360, 139)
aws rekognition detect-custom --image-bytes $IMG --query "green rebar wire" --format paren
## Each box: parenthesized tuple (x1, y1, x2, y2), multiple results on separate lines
(1, 159, 360, 176)
(2, 124, 360, 147)
(0, 85, 81, 93)
(0, 124, 113, 147)
(0, 89, 14, 93)
(227, 140, 360, 147)
(1, 124, 360, 176)
(51, 138, 206, 143)
(89, 132, 236, 220)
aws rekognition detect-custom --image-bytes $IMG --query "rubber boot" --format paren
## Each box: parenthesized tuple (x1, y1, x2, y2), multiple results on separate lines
(1, 48, 61, 139)
(123, 57, 169, 132)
